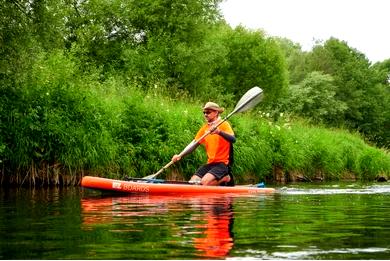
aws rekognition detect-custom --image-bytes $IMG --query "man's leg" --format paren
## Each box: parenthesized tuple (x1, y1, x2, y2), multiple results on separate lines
(201, 173, 231, 186)
(189, 175, 202, 184)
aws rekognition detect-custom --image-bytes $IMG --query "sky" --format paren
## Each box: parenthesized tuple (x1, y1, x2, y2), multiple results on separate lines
(220, 0, 390, 63)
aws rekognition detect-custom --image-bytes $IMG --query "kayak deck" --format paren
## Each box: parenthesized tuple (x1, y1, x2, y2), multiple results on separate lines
(81, 176, 275, 195)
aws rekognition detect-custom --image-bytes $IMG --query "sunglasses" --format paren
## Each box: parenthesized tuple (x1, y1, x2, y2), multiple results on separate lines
(203, 110, 214, 115)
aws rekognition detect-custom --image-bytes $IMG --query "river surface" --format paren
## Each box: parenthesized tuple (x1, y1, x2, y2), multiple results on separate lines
(1, 182, 389, 259)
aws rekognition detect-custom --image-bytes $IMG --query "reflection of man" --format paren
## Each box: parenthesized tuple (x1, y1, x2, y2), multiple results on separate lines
(193, 198, 234, 258)
(81, 195, 235, 258)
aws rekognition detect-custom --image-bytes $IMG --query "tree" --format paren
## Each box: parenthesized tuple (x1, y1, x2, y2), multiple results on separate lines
(216, 26, 288, 107)
(306, 38, 374, 125)
(365, 59, 390, 147)
(65, 0, 223, 74)
(274, 37, 309, 84)
(283, 37, 389, 148)
(284, 71, 347, 123)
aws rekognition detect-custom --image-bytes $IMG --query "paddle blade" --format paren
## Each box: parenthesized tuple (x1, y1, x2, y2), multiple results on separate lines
(232, 86, 263, 114)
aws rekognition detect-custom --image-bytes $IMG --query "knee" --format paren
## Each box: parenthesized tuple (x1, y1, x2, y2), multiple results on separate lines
(200, 173, 217, 186)
(220, 175, 231, 183)
(201, 179, 217, 186)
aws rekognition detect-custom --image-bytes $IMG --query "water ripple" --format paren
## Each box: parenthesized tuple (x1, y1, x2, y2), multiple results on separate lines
(278, 184, 390, 195)
(231, 247, 390, 260)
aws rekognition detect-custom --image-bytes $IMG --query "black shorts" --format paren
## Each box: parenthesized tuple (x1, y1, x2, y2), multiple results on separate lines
(195, 162, 229, 181)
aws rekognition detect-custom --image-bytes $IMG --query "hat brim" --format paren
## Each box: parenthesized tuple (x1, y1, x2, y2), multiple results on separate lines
(203, 106, 224, 113)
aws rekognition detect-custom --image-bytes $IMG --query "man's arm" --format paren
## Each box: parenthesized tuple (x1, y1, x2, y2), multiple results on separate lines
(172, 140, 201, 162)
(216, 130, 236, 143)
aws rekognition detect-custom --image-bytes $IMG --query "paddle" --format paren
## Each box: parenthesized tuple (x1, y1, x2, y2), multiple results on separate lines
(143, 86, 264, 180)
(125, 176, 200, 185)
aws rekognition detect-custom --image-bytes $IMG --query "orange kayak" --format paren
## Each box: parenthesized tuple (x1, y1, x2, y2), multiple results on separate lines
(81, 176, 275, 195)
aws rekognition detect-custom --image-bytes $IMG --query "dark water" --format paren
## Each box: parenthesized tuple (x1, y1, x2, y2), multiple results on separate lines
(1, 182, 389, 259)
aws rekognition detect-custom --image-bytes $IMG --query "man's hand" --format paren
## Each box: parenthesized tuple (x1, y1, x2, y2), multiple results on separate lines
(171, 154, 181, 163)
(210, 126, 221, 135)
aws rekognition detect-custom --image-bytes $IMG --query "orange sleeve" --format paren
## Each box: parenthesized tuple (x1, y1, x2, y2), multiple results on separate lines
(219, 122, 234, 136)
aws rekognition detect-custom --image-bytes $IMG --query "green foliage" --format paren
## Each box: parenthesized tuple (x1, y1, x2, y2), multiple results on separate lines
(283, 71, 347, 124)
(364, 59, 390, 147)
(1, 0, 389, 185)
(277, 37, 389, 148)
(217, 26, 289, 107)
(66, 0, 223, 75)
(274, 37, 309, 84)
(0, 0, 39, 83)
(232, 117, 273, 181)
(116, 95, 170, 176)
(358, 147, 390, 180)
(256, 116, 390, 181)
(1, 51, 118, 173)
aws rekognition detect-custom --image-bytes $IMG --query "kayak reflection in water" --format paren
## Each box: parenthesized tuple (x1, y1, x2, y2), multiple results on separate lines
(172, 101, 236, 186)
(193, 197, 234, 258)
(81, 195, 235, 258)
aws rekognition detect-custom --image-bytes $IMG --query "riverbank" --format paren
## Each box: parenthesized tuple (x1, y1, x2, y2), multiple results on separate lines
(1, 102, 389, 187)
(1, 68, 389, 186)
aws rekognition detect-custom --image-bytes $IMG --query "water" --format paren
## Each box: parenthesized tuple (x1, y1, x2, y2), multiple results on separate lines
(1, 182, 390, 259)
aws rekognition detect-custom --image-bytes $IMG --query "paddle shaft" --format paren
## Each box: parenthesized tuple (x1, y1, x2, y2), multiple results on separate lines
(151, 160, 175, 179)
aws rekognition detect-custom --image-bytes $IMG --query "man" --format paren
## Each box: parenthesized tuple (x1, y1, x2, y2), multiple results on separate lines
(172, 102, 236, 186)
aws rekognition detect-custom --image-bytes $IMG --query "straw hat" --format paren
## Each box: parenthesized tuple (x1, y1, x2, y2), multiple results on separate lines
(203, 102, 224, 113)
